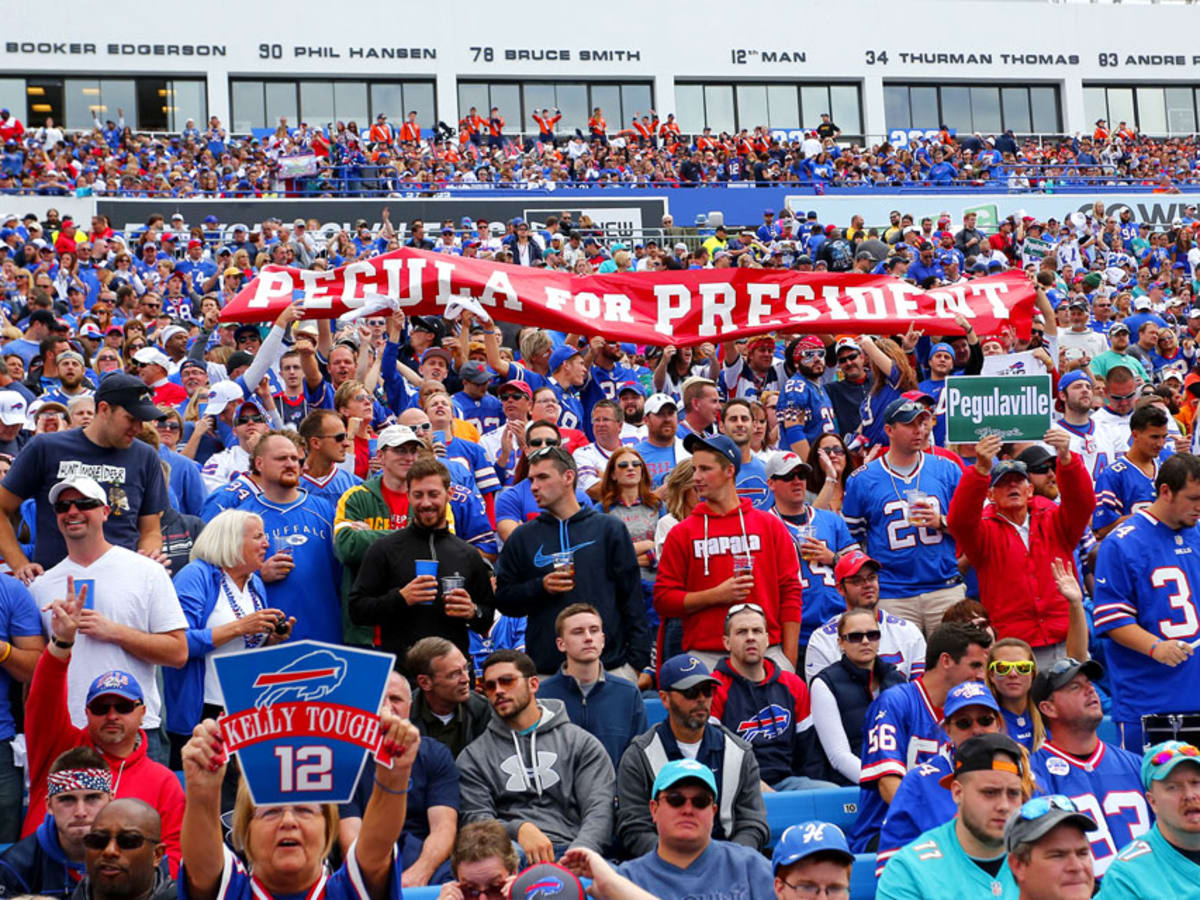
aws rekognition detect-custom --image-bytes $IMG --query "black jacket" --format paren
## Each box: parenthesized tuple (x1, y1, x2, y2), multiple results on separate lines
(812, 655, 906, 786)
(349, 518, 494, 666)
(411, 689, 491, 758)
(494, 506, 650, 673)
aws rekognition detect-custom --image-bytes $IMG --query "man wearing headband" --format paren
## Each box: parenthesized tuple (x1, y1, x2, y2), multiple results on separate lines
(1102, 741, 1200, 897)
(877, 733, 1026, 898)
(0, 747, 112, 898)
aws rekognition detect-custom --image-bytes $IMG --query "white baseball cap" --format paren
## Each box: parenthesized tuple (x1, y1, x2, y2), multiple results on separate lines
(132, 347, 171, 370)
(49, 475, 107, 506)
(376, 424, 424, 448)
(644, 393, 679, 415)
(201, 380, 245, 417)
(158, 324, 187, 347)
(0, 390, 27, 427)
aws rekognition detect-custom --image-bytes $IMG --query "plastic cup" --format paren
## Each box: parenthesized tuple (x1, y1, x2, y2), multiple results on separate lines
(415, 559, 438, 578)
(795, 524, 816, 542)
(905, 489, 929, 523)
(733, 555, 754, 577)
(441, 574, 466, 594)
(551, 551, 575, 577)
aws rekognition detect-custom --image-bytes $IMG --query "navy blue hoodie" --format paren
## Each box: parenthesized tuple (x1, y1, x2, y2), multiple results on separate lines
(494, 506, 650, 673)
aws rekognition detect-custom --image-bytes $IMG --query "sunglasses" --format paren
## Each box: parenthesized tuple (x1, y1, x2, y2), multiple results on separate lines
(498, 393, 526, 402)
(821, 446, 847, 457)
(322, 432, 348, 442)
(236, 413, 265, 425)
(54, 497, 104, 514)
(800, 350, 825, 361)
(836, 353, 860, 364)
(772, 470, 806, 482)
(82, 830, 159, 851)
(950, 713, 997, 730)
(86, 698, 141, 716)
(409, 422, 432, 431)
(527, 437, 560, 448)
(990, 660, 1035, 676)
(459, 884, 507, 899)
(842, 629, 882, 644)
(1026, 464, 1054, 476)
(660, 790, 715, 810)
(156, 421, 181, 432)
(1108, 390, 1137, 402)
(725, 602, 766, 622)
(1150, 743, 1200, 766)
(482, 673, 525, 693)
(616, 460, 642, 469)
(673, 683, 715, 700)
(1018, 794, 1079, 822)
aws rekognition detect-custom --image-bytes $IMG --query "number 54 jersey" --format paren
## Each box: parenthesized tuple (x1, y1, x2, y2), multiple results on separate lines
(1093, 509, 1200, 726)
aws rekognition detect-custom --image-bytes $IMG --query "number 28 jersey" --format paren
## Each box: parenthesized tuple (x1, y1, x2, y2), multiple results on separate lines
(843, 453, 962, 599)
(1092, 509, 1200, 725)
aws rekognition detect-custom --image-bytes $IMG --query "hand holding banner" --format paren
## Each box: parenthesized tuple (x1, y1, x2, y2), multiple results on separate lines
(214, 640, 396, 806)
(221, 246, 1036, 346)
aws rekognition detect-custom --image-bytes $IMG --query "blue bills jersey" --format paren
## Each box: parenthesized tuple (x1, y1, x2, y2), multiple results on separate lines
(1029, 740, 1151, 878)
(769, 506, 857, 647)
(780, 375, 836, 448)
(1093, 510, 1200, 726)
(843, 453, 962, 598)
(1092, 458, 1156, 533)
(876, 755, 955, 877)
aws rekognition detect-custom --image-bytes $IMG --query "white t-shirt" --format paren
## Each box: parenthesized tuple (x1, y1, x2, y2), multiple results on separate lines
(32, 546, 186, 729)
(804, 609, 927, 683)
(203, 575, 265, 706)
(200, 444, 250, 492)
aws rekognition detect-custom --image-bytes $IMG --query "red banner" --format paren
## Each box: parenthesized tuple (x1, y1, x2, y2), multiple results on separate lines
(222, 247, 1036, 346)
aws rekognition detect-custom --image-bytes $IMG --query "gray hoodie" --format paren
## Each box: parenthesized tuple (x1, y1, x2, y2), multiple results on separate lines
(456, 697, 616, 852)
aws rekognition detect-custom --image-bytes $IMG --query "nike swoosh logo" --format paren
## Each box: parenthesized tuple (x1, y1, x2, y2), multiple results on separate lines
(533, 541, 596, 568)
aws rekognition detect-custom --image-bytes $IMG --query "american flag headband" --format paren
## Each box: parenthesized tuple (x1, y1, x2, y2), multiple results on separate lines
(47, 768, 113, 797)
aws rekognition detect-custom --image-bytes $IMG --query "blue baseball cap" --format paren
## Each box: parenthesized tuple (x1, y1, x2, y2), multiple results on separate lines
(548, 344, 582, 373)
(1141, 741, 1200, 789)
(772, 821, 854, 873)
(1057, 370, 1092, 393)
(652, 759, 718, 798)
(682, 432, 742, 474)
(617, 380, 645, 397)
(930, 341, 955, 358)
(941, 681, 1001, 722)
(659, 653, 721, 691)
(883, 397, 930, 426)
(86, 670, 144, 705)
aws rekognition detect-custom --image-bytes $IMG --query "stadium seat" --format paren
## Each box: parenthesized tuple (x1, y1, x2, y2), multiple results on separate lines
(850, 853, 878, 900)
(764, 786, 860, 847)
(402, 888, 440, 900)
(644, 697, 667, 725)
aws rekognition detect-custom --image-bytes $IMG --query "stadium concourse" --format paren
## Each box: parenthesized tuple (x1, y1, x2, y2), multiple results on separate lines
(0, 156, 1199, 900)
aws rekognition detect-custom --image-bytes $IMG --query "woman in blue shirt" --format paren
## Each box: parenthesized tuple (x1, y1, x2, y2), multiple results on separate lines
(858, 334, 919, 452)
(987, 638, 1043, 752)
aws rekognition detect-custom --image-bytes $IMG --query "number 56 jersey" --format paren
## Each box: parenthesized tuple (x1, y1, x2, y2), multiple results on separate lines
(1093, 509, 1200, 726)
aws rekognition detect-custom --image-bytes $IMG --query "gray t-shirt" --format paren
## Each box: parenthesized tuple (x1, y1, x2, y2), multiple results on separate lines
(618, 840, 775, 900)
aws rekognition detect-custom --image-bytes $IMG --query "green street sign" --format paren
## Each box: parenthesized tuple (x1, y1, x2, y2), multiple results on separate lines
(944, 374, 1053, 443)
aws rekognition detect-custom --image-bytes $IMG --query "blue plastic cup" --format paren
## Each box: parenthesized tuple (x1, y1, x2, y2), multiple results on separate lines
(415, 559, 438, 578)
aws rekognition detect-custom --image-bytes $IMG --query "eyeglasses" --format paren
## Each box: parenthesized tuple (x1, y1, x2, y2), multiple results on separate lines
(236, 413, 265, 425)
(841, 571, 878, 587)
(321, 432, 348, 442)
(616, 460, 642, 469)
(527, 437, 561, 448)
(156, 421, 181, 432)
(836, 354, 860, 364)
(252, 804, 322, 822)
(1017, 794, 1079, 823)
(458, 883, 507, 899)
(86, 698, 141, 716)
(841, 629, 882, 644)
(482, 673, 525, 693)
(780, 881, 849, 899)
(660, 790, 714, 810)
(950, 712, 997, 730)
(673, 683, 715, 700)
(772, 470, 806, 482)
(54, 497, 104, 514)
(82, 830, 160, 851)
(990, 660, 1035, 676)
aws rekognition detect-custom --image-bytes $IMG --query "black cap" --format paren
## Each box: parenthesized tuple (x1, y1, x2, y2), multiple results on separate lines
(225, 351, 254, 375)
(1015, 445, 1055, 472)
(1031, 657, 1105, 706)
(94, 374, 165, 421)
(233, 324, 261, 342)
(409, 316, 446, 341)
(939, 733, 1025, 788)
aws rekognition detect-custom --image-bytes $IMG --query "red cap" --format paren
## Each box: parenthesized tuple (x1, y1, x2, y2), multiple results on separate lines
(187, 239, 202, 249)
(824, 224, 837, 234)
(901, 389, 935, 407)
(498, 380, 533, 400)
(834, 549, 880, 583)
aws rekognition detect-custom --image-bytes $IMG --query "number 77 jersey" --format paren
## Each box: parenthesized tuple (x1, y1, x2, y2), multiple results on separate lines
(1092, 509, 1200, 727)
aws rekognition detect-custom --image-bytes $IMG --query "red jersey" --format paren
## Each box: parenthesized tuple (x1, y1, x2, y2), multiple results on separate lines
(399, 121, 421, 142)
(487, 115, 504, 137)
(533, 112, 561, 135)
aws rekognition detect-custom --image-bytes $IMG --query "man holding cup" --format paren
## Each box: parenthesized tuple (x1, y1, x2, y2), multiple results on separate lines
(656, 433, 805, 672)
(349, 455, 495, 670)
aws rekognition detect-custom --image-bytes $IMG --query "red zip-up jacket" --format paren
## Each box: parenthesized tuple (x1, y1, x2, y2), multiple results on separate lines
(655, 498, 803, 653)
(23, 651, 184, 873)
(947, 452, 1095, 647)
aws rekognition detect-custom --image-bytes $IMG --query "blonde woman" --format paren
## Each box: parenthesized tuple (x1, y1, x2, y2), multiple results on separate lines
(987, 638, 1044, 752)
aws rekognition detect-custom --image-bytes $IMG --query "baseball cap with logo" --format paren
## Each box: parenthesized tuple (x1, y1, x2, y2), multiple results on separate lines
(549, 344, 582, 373)
(85, 670, 144, 705)
(49, 475, 108, 506)
(682, 432, 741, 474)
(939, 732, 1025, 788)
(659, 653, 721, 691)
(772, 821, 854, 873)
(458, 360, 494, 384)
(1141, 740, 1200, 789)
(94, 373, 164, 420)
(508, 863, 584, 900)
(989, 459, 1029, 487)
(765, 451, 812, 480)
(883, 397, 930, 426)
(651, 759, 718, 798)
(941, 681, 1001, 722)
(201, 380, 245, 418)
(833, 549, 879, 583)
(644, 393, 678, 416)
(0, 390, 27, 426)
(1003, 795, 1098, 854)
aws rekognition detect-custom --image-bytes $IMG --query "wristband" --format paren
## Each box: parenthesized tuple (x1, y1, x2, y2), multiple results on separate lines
(0, 642, 12, 664)
(373, 776, 408, 795)
(52, 637, 74, 650)
(1150, 639, 1162, 657)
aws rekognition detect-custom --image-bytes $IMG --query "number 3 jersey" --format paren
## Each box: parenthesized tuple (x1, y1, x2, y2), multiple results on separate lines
(1028, 740, 1151, 877)
(848, 678, 949, 853)
(1092, 509, 1200, 725)
(843, 453, 963, 599)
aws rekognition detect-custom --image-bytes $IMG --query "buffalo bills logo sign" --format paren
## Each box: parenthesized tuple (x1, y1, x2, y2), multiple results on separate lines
(215, 640, 395, 806)
(737, 703, 792, 742)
